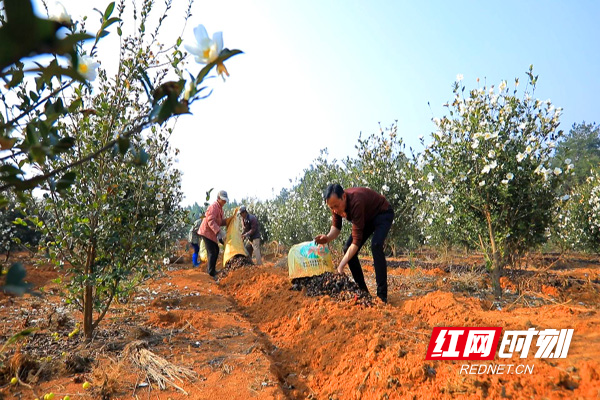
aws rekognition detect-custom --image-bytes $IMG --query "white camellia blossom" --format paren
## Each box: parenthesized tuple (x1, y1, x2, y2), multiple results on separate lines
(76, 55, 100, 81)
(488, 150, 496, 158)
(479, 180, 486, 187)
(382, 184, 389, 192)
(564, 158, 572, 164)
(50, 1, 71, 24)
(156, 193, 164, 201)
(499, 80, 507, 91)
(471, 139, 479, 149)
(456, 74, 464, 82)
(506, 172, 514, 180)
(185, 24, 223, 64)
(554, 167, 562, 175)
(501, 179, 509, 185)
(516, 153, 526, 162)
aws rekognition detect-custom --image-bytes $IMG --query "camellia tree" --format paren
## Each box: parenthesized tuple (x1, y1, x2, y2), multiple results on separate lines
(554, 170, 600, 253)
(246, 124, 422, 256)
(1, 0, 242, 337)
(1, 0, 241, 296)
(422, 66, 566, 297)
(347, 123, 422, 253)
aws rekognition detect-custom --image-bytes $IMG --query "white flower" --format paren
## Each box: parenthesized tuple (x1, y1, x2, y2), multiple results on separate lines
(506, 172, 514, 180)
(519, 123, 526, 130)
(459, 173, 467, 182)
(446, 217, 452, 225)
(482, 161, 497, 174)
(456, 74, 464, 82)
(525, 145, 533, 154)
(501, 179, 509, 185)
(75, 55, 100, 81)
(382, 184, 389, 192)
(156, 193, 164, 201)
(185, 24, 223, 64)
(163, 257, 170, 265)
(50, 1, 71, 24)
(499, 80, 507, 91)
(488, 150, 496, 159)
(448, 205, 454, 213)
(516, 153, 526, 162)
(407, 179, 414, 187)
(427, 173, 434, 183)
(564, 158, 572, 164)
(479, 180, 486, 187)
(554, 167, 562, 175)
(567, 163, 574, 170)
(471, 139, 480, 149)
(562, 194, 570, 201)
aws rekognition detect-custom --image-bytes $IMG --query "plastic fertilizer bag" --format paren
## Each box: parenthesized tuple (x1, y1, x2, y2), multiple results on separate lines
(288, 241, 334, 279)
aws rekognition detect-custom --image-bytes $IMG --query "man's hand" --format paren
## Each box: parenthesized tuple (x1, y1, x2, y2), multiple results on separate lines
(314, 234, 328, 245)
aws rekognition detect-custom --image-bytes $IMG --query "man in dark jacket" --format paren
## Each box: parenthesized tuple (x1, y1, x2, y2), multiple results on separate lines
(314, 184, 394, 303)
(240, 206, 262, 265)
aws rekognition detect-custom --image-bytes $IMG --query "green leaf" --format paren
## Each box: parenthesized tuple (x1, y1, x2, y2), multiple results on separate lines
(117, 136, 130, 155)
(195, 48, 243, 86)
(56, 171, 77, 192)
(104, 2, 115, 20)
(68, 98, 82, 113)
(52, 137, 76, 153)
(103, 17, 120, 30)
(0, 327, 38, 352)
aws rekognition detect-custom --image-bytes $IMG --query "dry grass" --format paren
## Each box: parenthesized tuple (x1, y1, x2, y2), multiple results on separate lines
(123, 340, 197, 395)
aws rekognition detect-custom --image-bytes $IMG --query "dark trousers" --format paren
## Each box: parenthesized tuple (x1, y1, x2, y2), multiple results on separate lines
(200, 236, 219, 277)
(191, 242, 200, 266)
(343, 208, 394, 302)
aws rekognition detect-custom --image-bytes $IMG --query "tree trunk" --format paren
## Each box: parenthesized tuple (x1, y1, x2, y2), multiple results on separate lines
(484, 207, 503, 299)
(491, 250, 503, 298)
(83, 241, 96, 340)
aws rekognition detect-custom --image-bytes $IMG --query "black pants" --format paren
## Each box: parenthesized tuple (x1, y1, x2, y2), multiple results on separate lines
(200, 236, 219, 277)
(343, 208, 394, 302)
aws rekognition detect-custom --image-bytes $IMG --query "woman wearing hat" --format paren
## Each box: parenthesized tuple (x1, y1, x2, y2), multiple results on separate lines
(198, 190, 232, 279)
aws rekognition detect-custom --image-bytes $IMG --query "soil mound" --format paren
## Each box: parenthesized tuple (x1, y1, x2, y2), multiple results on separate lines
(291, 272, 373, 306)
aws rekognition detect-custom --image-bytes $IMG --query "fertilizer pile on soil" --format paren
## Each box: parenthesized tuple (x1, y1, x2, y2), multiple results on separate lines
(291, 272, 373, 306)
(220, 255, 254, 277)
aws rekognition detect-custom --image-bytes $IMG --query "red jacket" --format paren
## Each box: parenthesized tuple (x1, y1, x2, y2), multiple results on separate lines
(198, 201, 224, 243)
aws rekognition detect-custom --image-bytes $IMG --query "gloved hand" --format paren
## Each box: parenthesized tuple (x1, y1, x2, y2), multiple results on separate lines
(217, 230, 225, 243)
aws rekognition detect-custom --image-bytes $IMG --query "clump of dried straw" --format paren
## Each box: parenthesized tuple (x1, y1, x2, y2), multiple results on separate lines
(123, 340, 196, 394)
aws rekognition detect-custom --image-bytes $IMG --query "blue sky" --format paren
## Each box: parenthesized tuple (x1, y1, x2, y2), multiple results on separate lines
(36, 1, 600, 205)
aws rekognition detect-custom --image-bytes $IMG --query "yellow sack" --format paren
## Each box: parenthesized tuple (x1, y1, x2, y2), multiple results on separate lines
(223, 207, 248, 266)
(288, 241, 334, 279)
(199, 239, 207, 263)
